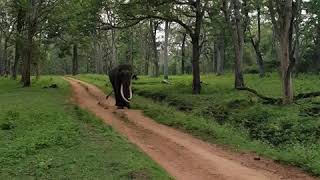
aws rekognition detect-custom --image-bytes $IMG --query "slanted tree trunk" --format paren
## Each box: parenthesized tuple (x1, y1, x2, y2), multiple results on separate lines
(72, 43, 78, 76)
(181, 33, 186, 74)
(248, 4, 265, 77)
(163, 21, 169, 80)
(251, 37, 265, 77)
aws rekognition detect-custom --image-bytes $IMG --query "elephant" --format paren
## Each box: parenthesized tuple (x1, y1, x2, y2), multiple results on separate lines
(108, 64, 134, 109)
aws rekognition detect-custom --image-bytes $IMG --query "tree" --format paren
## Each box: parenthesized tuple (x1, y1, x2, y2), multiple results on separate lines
(244, 0, 265, 77)
(223, 0, 245, 88)
(181, 32, 187, 74)
(268, 0, 298, 104)
(163, 21, 170, 80)
(12, 2, 25, 80)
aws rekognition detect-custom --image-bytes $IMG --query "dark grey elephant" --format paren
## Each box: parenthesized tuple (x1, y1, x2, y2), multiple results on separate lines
(108, 64, 134, 108)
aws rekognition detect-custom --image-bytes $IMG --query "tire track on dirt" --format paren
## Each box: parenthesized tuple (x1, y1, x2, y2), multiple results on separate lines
(65, 77, 316, 180)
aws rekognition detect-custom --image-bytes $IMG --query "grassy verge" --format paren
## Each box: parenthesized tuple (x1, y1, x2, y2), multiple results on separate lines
(0, 76, 171, 179)
(75, 73, 320, 176)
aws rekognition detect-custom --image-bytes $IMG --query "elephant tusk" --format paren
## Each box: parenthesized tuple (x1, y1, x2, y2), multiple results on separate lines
(128, 83, 133, 100)
(120, 84, 130, 103)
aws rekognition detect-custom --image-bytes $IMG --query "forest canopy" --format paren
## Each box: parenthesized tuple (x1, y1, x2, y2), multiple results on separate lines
(0, 0, 319, 104)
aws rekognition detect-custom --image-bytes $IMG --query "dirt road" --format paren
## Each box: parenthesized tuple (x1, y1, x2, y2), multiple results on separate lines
(65, 77, 315, 180)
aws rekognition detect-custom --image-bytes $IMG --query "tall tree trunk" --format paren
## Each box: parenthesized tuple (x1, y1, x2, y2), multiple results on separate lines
(23, 28, 33, 87)
(72, 43, 78, 76)
(128, 28, 134, 65)
(190, 0, 202, 94)
(191, 36, 201, 94)
(216, 34, 225, 75)
(150, 20, 159, 77)
(212, 42, 217, 73)
(315, 22, 320, 71)
(22, 0, 38, 87)
(2, 39, 8, 76)
(13, 36, 22, 79)
(35, 63, 40, 80)
(0, 37, 3, 76)
(163, 21, 169, 80)
(279, 1, 294, 104)
(12, 0, 24, 80)
(111, 29, 117, 69)
(181, 33, 186, 74)
(232, 0, 245, 88)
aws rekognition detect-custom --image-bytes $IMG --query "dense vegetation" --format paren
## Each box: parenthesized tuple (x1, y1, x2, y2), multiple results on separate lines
(76, 73, 320, 175)
(0, 77, 171, 179)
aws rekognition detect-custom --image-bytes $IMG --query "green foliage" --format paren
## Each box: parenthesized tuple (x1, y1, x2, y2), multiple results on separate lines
(0, 77, 171, 179)
(76, 73, 320, 175)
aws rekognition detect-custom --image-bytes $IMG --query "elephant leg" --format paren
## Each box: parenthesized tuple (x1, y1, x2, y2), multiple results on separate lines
(115, 84, 125, 108)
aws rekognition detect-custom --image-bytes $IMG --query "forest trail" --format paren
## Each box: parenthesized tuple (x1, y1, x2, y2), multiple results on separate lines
(65, 77, 315, 180)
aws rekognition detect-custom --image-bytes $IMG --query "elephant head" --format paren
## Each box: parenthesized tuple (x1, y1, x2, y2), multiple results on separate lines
(109, 64, 134, 108)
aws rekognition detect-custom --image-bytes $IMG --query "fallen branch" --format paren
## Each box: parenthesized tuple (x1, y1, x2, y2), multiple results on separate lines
(237, 87, 320, 105)
(161, 79, 171, 84)
(295, 91, 320, 100)
(236, 87, 282, 104)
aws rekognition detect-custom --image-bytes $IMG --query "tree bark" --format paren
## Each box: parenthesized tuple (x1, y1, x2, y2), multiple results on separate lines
(181, 33, 186, 74)
(72, 43, 79, 76)
(249, 4, 265, 77)
(231, 0, 245, 88)
(163, 21, 169, 80)
(0, 36, 3, 76)
(111, 29, 117, 69)
(2, 39, 8, 76)
(12, 5, 25, 80)
(279, 1, 294, 104)
(190, 0, 202, 94)
(191, 35, 201, 94)
(251, 37, 265, 77)
(150, 20, 159, 77)
(216, 34, 225, 75)
(212, 42, 217, 73)
(35, 63, 40, 80)
(23, 28, 33, 87)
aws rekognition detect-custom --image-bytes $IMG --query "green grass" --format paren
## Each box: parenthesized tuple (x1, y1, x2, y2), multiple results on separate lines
(0, 76, 171, 180)
(75, 73, 320, 176)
